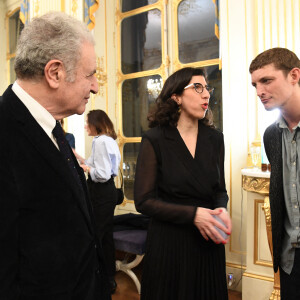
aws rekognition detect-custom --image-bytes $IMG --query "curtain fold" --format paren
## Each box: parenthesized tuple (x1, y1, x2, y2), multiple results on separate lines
(84, 0, 100, 30)
(20, 0, 30, 25)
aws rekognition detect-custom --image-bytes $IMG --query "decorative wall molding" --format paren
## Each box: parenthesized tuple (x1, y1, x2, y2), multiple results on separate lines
(242, 175, 270, 195)
(96, 56, 107, 97)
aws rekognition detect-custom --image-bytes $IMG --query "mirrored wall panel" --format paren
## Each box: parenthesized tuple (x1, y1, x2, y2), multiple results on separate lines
(121, 9, 162, 74)
(206, 65, 222, 131)
(178, 0, 219, 63)
(8, 10, 23, 53)
(121, 0, 158, 12)
(122, 74, 162, 137)
(123, 142, 140, 200)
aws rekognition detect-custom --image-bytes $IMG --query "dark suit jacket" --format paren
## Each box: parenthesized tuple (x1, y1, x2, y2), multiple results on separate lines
(264, 123, 285, 272)
(0, 86, 111, 300)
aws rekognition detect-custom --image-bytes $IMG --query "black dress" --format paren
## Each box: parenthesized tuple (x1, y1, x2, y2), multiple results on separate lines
(134, 123, 229, 300)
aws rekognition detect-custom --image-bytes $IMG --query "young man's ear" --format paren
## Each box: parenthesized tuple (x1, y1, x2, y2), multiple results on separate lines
(289, 67, 300, 85)
(44, 60, 64, 89)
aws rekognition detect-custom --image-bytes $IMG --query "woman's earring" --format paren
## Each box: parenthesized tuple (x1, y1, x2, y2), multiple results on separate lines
(178, 105, 181, 113)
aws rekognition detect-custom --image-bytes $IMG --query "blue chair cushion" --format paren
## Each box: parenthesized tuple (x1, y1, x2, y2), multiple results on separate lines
(113, 229, 147, 255)
(113, 213, 150, 231)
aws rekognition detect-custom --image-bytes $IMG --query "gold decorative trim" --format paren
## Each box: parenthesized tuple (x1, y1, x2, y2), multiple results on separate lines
(118, 1, 163, 20)
(262, 0, 265, 50)
(263, 196, 281, 298)
(61, 0, 65, 12)
(117, 130, 141, 146)
(116, 68, 165, 86)
(33, 0, 40, 18)
(263, 196, 271, 229)
(243, 271, 274, 282)
(173, 59, 221, 72)
(104, 0, 108, 114)
(284, 0, 287, 47)
(5, 6, 20, 18)
(270, 288, 281, 300)
(276, 0, 279, 46)
(254, 199, 273, 267)
(242, 175, 270, 195)
(71, 0, 78, 16)
(6, 53, 16, 60)
(291, 0, 295, 51)
(254, 0, 258, 54)
(226, 262, 246, 270)
(269, 0, 273, 47)
(96, 56, 107, 97)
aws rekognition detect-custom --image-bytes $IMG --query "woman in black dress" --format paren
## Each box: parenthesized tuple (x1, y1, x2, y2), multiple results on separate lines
(134, 67, 232, 300)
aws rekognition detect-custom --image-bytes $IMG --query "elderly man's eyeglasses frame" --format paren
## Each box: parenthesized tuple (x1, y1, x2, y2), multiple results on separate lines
(184, 83, 214, 95)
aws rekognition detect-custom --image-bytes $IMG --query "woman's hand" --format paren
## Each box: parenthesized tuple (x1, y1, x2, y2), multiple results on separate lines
(80, 164, 90, 173)
(214, 207, 232, 233)
(214, 207, 232, 243)
(193, 207, 231, 244)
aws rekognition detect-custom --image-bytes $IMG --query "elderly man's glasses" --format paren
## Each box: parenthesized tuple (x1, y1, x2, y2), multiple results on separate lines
(184, 83, 214, 95)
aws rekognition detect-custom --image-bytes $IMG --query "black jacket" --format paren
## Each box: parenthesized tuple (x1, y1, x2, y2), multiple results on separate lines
(264, 122, 285, 272)
(0, 86, 110, 300)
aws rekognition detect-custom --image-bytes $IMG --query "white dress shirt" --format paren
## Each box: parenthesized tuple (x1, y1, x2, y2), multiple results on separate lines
(12, 81, 58, 148)
(85, 135, 121, 183)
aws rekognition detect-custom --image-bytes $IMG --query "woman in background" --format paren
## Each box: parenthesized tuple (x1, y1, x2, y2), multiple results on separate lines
(134, 67, 231, 300)
(60, 118, 75, 149)
(74, 109, 121, 294)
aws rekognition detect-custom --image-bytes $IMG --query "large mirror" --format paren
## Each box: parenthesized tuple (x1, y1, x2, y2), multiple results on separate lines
(121, 9, 162, 74)
(178, 0, 219, 63)
(122, 74, 162, 137)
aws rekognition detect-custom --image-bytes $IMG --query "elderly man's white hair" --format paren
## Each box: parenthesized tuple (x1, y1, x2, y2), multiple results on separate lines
(15, 11, 95, 82)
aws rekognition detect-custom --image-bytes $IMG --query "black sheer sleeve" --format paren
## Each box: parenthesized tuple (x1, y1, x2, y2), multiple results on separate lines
(134, 137, 197, 224)
(213, 133, 229, 209)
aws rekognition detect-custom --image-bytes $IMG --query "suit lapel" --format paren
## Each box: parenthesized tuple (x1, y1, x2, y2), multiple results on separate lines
(6, 87, 93, 232)
(163, 123, 214, 196)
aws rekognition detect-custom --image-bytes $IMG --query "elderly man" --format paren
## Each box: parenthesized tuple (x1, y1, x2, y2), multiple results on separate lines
(0, 12, 110, 300)
(250, 47, 300, 299)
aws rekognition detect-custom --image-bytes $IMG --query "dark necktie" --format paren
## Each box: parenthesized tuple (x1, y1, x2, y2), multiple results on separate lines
(52, 121, 83, 189)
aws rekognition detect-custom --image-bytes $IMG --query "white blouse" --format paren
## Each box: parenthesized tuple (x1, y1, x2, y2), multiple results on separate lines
(85, 135, 121, 183)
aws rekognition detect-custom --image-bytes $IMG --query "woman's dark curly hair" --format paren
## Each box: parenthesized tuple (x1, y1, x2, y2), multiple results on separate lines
(147, 67, 214, 128)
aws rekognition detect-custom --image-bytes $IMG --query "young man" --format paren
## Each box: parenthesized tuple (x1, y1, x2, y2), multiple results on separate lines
(250, 47, 300, 299)
(0, 12, 110, 300)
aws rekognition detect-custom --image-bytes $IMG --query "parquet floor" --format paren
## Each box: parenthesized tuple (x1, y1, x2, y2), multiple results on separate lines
(111, 254, 242, 300)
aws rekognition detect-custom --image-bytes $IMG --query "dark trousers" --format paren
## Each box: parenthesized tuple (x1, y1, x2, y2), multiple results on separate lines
(87, 177, 117, 278)
(280, 248, 300, 300)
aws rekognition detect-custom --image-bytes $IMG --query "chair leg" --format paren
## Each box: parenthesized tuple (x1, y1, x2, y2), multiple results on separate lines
(115, 254, 144, 294)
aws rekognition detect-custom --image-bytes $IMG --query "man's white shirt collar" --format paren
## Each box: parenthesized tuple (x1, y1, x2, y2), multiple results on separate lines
(12, 81, 58, 147)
